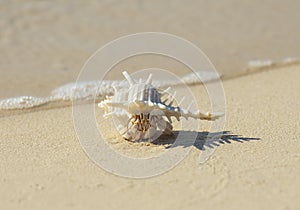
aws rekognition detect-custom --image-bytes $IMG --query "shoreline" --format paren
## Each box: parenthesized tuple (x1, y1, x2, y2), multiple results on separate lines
(1, 60, 299, 118)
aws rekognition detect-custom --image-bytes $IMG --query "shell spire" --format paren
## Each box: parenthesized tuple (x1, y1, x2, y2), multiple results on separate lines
(146, 73, 153, 85)
(122, 71, 135, 86)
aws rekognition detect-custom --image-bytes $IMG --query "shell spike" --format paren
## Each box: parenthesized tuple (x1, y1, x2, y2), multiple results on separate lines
(168, 100, 174, 106)
(178, 96, 185, 106)
(163, 92, 173, 104)
(172, 91, 177, 99)
(146, 73, 153, 85)
(187, 101, 195, 110)
(160, 87, 171, 96)
(122, 71, 135, 86)
(111, 84, 118, 93)
(103, 112, 115, 117)
(167, 91, 176, 106)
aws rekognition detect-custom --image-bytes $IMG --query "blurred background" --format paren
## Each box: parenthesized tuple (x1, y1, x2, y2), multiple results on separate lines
(1, 0, 299, 98)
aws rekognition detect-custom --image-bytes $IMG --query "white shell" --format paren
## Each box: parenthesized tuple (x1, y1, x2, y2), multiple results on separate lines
(98, 71, 223, 142)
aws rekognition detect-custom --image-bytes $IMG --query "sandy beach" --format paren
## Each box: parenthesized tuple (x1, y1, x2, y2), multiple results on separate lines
(1, 1, 300, 210)
(1, 64, 299, 210)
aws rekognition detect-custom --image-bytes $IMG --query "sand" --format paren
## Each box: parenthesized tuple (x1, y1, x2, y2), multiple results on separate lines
(1, 64, 299, 210)
(1, 1, 300, 209)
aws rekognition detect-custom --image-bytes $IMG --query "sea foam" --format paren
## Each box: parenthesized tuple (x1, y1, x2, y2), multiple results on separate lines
(0, 71, 219, 110)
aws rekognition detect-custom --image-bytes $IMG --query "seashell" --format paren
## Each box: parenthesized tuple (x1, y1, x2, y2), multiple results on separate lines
(98, 71, 223, 142)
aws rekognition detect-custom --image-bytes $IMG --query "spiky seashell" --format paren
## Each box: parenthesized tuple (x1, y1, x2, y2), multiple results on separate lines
(98, 71, 223, 142)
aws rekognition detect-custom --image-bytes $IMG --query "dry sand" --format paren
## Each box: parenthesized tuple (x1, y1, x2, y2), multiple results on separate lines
(1, 64, 299, 210)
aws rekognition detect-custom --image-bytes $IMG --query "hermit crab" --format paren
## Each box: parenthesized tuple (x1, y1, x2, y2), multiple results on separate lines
(98, 71, 223, 142)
